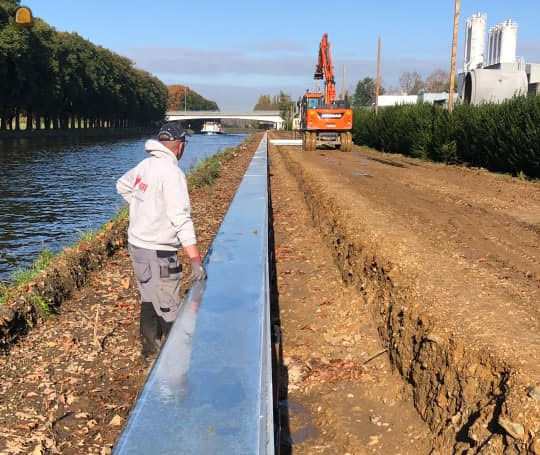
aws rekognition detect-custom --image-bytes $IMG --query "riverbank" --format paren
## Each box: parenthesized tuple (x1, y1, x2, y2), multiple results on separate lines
(0, 133, 260, 351)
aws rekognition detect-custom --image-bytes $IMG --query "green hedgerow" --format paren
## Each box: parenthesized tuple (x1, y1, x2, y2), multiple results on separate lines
(353, 96, 540, 178)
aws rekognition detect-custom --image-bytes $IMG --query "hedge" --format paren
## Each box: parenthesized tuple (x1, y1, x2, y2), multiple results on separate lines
(353, 96, 540, 178)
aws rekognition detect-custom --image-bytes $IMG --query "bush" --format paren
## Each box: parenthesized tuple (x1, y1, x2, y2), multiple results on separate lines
(353, 96, 540, 178)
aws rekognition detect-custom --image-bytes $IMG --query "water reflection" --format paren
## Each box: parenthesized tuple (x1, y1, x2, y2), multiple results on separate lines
(0, 134, 247, 279)
(154, 280, 206, 402)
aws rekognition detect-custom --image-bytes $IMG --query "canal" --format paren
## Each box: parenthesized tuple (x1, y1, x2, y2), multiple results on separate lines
(0, 133, 248, 280)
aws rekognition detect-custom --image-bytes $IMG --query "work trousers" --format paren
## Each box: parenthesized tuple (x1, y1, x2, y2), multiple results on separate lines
(128, 243, 182, 356)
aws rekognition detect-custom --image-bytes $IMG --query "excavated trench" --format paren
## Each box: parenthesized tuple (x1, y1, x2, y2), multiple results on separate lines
(277, 143, 540, 455)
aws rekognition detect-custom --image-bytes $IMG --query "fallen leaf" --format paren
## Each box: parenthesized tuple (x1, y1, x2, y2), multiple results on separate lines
(120, 277, 130, 289)
(109, 414, 123, 426)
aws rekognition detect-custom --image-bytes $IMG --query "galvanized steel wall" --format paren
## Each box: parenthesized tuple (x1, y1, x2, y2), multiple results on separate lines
(112, 134, 274, 455)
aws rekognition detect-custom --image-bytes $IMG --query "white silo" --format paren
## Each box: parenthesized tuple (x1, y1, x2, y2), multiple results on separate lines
(488, 24, 502, 65)
(487, 26, 496, 65)
(464, 13, 487, 71)
(499, 19, 518, 64)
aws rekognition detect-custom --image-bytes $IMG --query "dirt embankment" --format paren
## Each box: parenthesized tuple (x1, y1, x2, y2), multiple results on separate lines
(0, 133, 262, 455)
(270, 139, 433, 455)
(273, 132, 540, 455)
(0, 219, 128, 350)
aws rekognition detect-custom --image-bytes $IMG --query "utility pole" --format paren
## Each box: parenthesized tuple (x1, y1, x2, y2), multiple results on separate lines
(184, 86, 187, 112)
(448, 0, 460, 113)
(375, 36, 381, 115)
(342, 63, 346, 100)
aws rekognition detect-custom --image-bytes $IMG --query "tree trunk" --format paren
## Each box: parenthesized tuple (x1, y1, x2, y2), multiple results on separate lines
(14, 109, 20, 131)
(26, 109, 33, 131)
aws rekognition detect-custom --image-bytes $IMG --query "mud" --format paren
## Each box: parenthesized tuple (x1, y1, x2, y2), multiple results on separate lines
(272, 132, 540, 455)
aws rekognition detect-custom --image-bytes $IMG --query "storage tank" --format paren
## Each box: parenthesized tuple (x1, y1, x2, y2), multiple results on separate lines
(499, 20, 518, 64)
(462, 68, 528, 104)
(488, 20, 518, 66)
(487, 26, 496, 65)
(464, 13, 487, 71)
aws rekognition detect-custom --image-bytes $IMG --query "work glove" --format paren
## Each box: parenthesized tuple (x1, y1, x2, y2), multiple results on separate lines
(190, 262, 207, 281)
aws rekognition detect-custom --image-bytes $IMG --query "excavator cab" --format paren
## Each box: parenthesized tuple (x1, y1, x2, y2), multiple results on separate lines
(305, 95, 324, 109)
(299, 92, 352, 152)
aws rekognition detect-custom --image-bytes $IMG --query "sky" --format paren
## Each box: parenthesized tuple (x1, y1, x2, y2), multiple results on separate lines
(23, 0, 540, 110)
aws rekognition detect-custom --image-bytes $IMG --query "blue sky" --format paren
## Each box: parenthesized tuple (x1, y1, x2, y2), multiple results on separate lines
(24, 0, 540, 110)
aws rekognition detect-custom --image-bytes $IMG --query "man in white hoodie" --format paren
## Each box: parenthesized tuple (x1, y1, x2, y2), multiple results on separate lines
(116, 122, 206, 358)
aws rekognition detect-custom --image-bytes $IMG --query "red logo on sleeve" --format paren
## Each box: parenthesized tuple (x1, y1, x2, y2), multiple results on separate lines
(134, 175, 148, 192)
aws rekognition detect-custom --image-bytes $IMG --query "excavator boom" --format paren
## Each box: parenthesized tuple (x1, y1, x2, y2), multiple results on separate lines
(314, 33, 337, 105)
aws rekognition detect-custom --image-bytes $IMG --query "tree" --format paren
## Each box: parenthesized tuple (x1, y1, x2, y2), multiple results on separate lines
(424, 69, 450, 92)
(399, 71, 424, 95)
(278, 91, 294, 130)
(167, 85, 218, 111)
(0, 4, 168, 132)
(254, 94, 279, 111)
(353, 77, 385, 107)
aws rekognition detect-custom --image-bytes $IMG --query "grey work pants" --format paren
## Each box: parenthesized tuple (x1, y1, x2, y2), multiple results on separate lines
(128, 243, 182, 355)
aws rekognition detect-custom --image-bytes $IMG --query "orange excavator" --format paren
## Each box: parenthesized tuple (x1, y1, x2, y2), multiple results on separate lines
(299, 33, 353, 152)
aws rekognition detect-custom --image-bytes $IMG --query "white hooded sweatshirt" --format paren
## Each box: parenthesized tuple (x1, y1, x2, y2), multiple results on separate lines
(116, 139, 197, 251)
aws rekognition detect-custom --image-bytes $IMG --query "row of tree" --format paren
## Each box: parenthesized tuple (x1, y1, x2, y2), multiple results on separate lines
(0, 0, 168, 131)
(167, 85, 219, 111)
(254, 92, 294, 129)
(352, 69, 451, 107)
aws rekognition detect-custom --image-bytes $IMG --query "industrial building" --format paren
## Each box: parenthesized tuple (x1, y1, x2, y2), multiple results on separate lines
(459, 13, 540, 104)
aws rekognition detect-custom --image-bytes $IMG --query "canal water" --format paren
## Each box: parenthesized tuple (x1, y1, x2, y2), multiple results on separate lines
(0, 133, 247, 280)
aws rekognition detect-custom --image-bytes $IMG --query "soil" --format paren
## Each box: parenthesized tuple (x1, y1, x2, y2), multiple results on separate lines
(270, 141, 433, 454)
(271, 132, 539, 455)
(0, 133, 262, 455)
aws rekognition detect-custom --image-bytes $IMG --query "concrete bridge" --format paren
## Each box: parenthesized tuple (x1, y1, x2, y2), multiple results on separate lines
(165, 110, 284, 130)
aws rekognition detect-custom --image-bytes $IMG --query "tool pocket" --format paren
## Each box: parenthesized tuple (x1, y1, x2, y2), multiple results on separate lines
(157, 251, 182, 280)
(133, 261, 152, 284)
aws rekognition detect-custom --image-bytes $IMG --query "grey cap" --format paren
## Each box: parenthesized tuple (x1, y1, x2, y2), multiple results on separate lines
(158, 122, 191, 141)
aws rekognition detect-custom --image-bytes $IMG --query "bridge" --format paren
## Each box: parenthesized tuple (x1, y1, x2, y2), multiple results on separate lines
(165, 110, 285, 130)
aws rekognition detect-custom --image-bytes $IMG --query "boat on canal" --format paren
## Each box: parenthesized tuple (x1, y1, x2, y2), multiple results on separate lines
(201, 121, 224, 135)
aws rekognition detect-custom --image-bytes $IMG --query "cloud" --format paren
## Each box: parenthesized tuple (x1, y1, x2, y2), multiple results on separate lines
(124, 46, 448, 109)
(125, 46, 312, 78)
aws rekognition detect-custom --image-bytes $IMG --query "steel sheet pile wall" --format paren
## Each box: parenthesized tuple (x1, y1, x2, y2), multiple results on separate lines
(112, 134, 273, 455)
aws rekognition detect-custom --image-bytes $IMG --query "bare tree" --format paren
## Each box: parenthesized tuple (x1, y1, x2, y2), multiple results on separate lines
(399, 71, 424, 95)
(424, 69, 450, 92)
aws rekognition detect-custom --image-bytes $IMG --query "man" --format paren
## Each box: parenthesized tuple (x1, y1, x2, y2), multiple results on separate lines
(116, 122, 206, 358)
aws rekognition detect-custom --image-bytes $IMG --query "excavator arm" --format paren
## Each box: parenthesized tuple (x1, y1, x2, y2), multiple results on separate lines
(314, 33, 336, 105)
